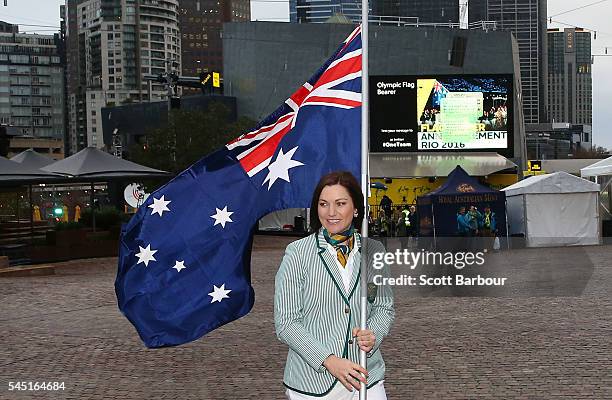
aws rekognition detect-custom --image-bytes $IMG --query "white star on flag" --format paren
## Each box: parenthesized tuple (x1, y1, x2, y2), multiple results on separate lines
(211, 206, 233, 228)
(148, 195, 171, 217)
(135, 244, 157, 267)
(172, 260, 186, 272)
(208, 284, 232, 303)
(263, 146, 304, 190)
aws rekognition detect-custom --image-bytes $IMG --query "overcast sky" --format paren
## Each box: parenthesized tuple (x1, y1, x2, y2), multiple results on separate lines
(2, 0, 611, 149)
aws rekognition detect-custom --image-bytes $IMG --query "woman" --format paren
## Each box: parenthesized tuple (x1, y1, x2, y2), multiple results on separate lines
(275, 171, 395, 400)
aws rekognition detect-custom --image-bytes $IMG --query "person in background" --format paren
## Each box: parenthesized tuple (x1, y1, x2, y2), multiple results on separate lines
(408, 205, 418, 247)
(378, 210, 389, 248)
(467, 205, 481, 236)
(456, 207, 470, 236)
(479, 205, 497, 249)
(379, 195, 392, 220)
(396, 205, 410, 249)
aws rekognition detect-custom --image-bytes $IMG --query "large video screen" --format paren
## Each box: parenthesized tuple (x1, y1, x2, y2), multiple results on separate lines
(370, 75, 514, 157)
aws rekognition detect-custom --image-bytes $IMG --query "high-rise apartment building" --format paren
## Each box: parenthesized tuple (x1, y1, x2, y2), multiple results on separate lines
(475, 0, 548, 125)
(62, 0, 181, 154)
(0, 22, 65, 140)
(178, 0, 249, 78)
(289, 0, 364, 23)
(547, 28, 592, 125)
(289, 0, 547, 125)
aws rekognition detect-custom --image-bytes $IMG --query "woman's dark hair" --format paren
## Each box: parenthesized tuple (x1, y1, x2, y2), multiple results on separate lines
(309, 171, 364, 232)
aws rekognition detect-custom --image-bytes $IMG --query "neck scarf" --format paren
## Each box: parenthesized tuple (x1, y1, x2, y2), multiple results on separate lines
(322, 225, 355, 268)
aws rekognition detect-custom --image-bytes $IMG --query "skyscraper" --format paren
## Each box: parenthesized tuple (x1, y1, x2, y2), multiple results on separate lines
(289, 0, 364, 23)
(547, 28, 592, 125)
(0, 22, 65, 142)
(288, 0, 548, 124)
(62, 0, 181, 154)
(178, 0, 250, 79)
(477, 0, 548, 124)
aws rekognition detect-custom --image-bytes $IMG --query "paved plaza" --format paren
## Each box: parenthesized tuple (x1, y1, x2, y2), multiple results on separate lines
(1, 236, 612, 399)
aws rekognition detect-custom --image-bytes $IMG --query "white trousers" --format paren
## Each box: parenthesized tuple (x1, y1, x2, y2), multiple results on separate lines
(286, 381, 387, 400)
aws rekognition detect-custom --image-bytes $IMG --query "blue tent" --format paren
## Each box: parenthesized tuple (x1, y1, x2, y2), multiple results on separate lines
(417, 165, 507, 243)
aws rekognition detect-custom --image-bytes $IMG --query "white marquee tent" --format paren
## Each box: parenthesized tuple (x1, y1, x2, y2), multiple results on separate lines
(580, 156, 612, 180)
(502, 172, 600, 247)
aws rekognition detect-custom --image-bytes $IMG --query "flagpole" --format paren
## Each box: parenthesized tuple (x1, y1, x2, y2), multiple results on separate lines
(359, 3, 369, 399)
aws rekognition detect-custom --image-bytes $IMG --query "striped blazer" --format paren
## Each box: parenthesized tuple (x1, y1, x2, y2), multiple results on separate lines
(274, 230, 395, 396)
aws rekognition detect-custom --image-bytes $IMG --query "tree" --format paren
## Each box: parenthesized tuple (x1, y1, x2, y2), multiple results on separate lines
(574, 145, 610, 159)
(128, 102, 255, 190)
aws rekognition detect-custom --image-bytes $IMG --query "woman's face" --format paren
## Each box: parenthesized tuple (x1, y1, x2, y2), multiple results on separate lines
(318, 184, 356, 235)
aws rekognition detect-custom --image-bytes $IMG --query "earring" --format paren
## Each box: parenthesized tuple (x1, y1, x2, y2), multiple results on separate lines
(354, 211, 358, 217)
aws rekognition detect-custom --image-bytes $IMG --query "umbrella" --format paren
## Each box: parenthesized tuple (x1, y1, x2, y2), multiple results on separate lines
(1, 156, 64, 238)
(41, 147, 169, 231)
(370, 182, 388, 190)
(370, 181, 388, 205)
(10, 149, 55, 169)
(33, 205, 41, 222)
(41, 147, 168, 179)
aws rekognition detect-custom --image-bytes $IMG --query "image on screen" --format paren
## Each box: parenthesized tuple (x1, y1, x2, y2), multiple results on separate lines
(416, 77, 511, 150)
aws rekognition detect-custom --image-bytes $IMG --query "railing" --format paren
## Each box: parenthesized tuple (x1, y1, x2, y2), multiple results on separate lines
(295, 12, 498, 31)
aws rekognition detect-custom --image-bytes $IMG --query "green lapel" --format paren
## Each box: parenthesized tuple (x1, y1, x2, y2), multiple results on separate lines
(346, 233, 362, 299)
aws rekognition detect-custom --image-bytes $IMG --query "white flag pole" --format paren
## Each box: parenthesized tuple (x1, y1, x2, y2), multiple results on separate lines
(359, 2, 370, 398)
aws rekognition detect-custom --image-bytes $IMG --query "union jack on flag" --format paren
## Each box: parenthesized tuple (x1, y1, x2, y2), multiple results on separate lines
(433, 80, 449, 107)
(116, 25, 363, 348)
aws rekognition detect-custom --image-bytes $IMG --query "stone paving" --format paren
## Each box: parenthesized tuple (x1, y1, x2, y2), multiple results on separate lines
(1, 236, 611, 399)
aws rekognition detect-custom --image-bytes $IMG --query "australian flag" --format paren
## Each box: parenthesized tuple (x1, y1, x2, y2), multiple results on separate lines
(115, 26, 363, 348)
(432, 80, 449, 108)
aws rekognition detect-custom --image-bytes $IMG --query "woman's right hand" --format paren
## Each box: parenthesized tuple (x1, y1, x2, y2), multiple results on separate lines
(322, 355, 368, 391)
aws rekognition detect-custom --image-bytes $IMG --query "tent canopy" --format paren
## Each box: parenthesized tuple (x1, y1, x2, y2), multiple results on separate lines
(502, 171, 599, 196)
(41, 147, 168, 179)
(10, 149, 55, 169)
(580, 156, 612, 178)
(417, 165, 507, 238)
(424, 165, 499, 196)
(369, 152, 516, 178)
(0, 156, 62, 184)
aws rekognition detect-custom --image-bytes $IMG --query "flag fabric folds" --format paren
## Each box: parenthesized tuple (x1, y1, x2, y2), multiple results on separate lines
(115, 25, 363, 348)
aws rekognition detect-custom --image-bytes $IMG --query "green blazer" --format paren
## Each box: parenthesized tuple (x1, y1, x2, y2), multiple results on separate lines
(274, 230, 395, 396)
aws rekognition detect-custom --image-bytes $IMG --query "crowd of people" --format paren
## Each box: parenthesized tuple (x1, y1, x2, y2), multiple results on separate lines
(369, 195, 418, 249)
(456, 205, 497, 237)
(479, 105, 508, 130)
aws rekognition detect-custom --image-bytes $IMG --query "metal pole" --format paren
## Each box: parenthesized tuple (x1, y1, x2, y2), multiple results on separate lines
(91, 182, 96, 233)
(505, 199, 510, 250)
(359, 9, 369, 399)
(431, 203, 436, 249)
(29, 185, 33, 240)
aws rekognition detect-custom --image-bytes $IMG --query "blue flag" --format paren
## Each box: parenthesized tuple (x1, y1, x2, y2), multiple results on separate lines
(115, 26, 363, 348)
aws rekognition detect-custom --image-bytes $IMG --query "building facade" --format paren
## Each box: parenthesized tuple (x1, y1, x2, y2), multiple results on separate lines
(224, 22, 526, 168)
(62, 0, 181, 154)
(547, 28, 592, 125)
(178, 0, 249, 79)
(0, 23, 65, 141)
(526, 122, 592, 159)
(289, 0, 547, 125)
(479, 0, 548, 125)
